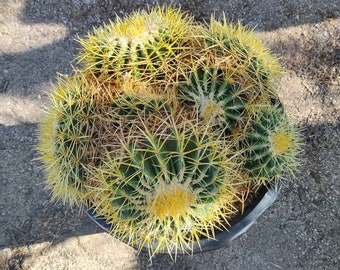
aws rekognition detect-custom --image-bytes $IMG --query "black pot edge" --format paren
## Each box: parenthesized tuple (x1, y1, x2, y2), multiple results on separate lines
(196, 182, 281, 252)
(85, 182, 281, 254)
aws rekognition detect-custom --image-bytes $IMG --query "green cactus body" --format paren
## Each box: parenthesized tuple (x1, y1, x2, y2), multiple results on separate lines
(106, 129, 224, 218)
(243, 106, 302, 187)
(76, 7, 194, 84)
(178, 67, 247, 131)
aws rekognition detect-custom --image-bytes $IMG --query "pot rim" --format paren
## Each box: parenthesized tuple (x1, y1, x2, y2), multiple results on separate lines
(85, 182, 281, 254)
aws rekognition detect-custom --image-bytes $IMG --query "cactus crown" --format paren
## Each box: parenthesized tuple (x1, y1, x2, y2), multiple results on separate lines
(76, 7, 194, 84)
(38, 7, 302, 258)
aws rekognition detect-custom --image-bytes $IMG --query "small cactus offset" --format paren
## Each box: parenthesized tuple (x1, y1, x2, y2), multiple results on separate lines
(178, 66, 248, 131)
(38, 7, 302, 258)
(242, 105, 303, 188)
(38, 74, 99, 205)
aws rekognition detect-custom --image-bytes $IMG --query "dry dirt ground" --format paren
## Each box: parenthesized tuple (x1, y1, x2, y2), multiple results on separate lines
(0, 0, 339, 269)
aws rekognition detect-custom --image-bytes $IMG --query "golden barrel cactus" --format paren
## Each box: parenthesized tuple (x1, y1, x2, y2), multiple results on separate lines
(38, 7, 302, 257)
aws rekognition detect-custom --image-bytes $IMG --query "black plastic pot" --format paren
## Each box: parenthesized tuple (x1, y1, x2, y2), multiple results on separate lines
(86, 183, 281, 253)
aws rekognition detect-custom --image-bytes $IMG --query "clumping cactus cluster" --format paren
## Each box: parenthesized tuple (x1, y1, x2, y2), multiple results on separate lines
(38, 7, 302, 257)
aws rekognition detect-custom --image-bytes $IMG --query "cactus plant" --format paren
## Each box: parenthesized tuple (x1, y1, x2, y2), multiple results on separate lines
(87, 96, 243, 255)
(38, 74, 99, 205)
(178, 66, 248, 131)
(242, 105, 303, 188)
(76, 7, 194, 85)
(38, 7, 302, 258)
(177, 19, 283, 133)
(203, 18, 282, 88)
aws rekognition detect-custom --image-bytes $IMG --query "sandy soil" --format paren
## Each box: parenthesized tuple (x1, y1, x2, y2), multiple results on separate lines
(0, 1, 339, 269)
